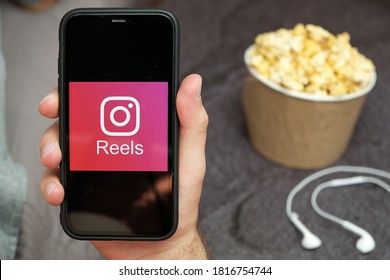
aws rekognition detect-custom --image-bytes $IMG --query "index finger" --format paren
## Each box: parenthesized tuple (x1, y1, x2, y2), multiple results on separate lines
(39, 88, 59, 118)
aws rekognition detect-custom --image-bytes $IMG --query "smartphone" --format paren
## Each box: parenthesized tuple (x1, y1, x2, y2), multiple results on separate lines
(58, 8, 179, 240)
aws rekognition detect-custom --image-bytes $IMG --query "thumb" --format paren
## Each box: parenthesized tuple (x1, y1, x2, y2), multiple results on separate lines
(176, 74, 208, 222)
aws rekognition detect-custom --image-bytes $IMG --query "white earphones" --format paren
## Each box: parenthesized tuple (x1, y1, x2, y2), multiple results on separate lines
(341, 221, 376, 254)
(286, 166, 390, 254)
(289, 212, 322, 250)
(311, 176, 390, 253)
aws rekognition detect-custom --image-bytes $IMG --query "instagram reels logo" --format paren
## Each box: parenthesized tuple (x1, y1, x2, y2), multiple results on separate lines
(69, 81, 168, 171)
(100, 96, 140, 136)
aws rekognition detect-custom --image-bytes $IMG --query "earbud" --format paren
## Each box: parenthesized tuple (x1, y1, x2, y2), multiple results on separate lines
(342, 221, 376, 254)
(287, 166, 390, 254)
(290, 212, 322, 250)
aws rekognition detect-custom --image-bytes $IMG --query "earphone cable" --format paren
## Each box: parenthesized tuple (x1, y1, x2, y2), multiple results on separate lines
(311, 176, 390, 225)
(286, 166, 390, 220)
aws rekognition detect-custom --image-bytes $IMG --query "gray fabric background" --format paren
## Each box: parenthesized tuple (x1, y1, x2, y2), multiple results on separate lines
(0, 11, 26, 259)
(1, 0, 389, 259)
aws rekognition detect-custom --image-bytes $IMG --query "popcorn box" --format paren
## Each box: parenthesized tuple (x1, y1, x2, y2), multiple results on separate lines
(243, 45, 376, 169)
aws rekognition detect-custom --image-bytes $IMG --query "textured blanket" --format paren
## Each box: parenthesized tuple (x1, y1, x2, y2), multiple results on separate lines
(0, 13, 27, 259)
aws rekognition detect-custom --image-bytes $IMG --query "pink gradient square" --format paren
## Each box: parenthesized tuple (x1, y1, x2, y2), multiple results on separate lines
(69, 82, 168, 171)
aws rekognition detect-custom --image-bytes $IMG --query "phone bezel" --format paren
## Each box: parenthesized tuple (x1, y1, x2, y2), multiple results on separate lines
(58, 8, 179, 240)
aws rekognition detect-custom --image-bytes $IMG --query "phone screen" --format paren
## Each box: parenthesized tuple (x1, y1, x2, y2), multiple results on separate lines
(59, 10, 178, 239)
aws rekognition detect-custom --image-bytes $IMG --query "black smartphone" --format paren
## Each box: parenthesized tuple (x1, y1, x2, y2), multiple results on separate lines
(58, 8, 179, 240)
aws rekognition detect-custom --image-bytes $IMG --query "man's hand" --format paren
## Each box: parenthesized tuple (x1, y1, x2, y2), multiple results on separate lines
(38, 74, 208, 259)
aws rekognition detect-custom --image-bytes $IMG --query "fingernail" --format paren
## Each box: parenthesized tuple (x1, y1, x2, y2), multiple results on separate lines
(41, 143, 57, 159)
(39, 92, 55, 105)
(46, 182, 57, 198)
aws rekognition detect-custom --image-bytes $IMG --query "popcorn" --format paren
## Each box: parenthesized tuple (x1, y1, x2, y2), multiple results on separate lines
(248, 24, 375, 96)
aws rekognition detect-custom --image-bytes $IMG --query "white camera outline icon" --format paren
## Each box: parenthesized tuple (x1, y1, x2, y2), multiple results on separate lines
(100, 96, 140, 136)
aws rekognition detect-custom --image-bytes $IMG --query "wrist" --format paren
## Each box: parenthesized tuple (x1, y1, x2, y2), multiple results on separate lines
(170, 230, 208, 260)
(141, 230, 208, 260)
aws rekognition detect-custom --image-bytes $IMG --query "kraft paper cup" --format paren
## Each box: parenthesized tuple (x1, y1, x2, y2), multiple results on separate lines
(242, 45, 377, 169)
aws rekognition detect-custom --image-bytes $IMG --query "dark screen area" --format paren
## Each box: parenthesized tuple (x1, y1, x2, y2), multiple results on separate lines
(60, 11, 178, 239)
(66, 15, 172, 81)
